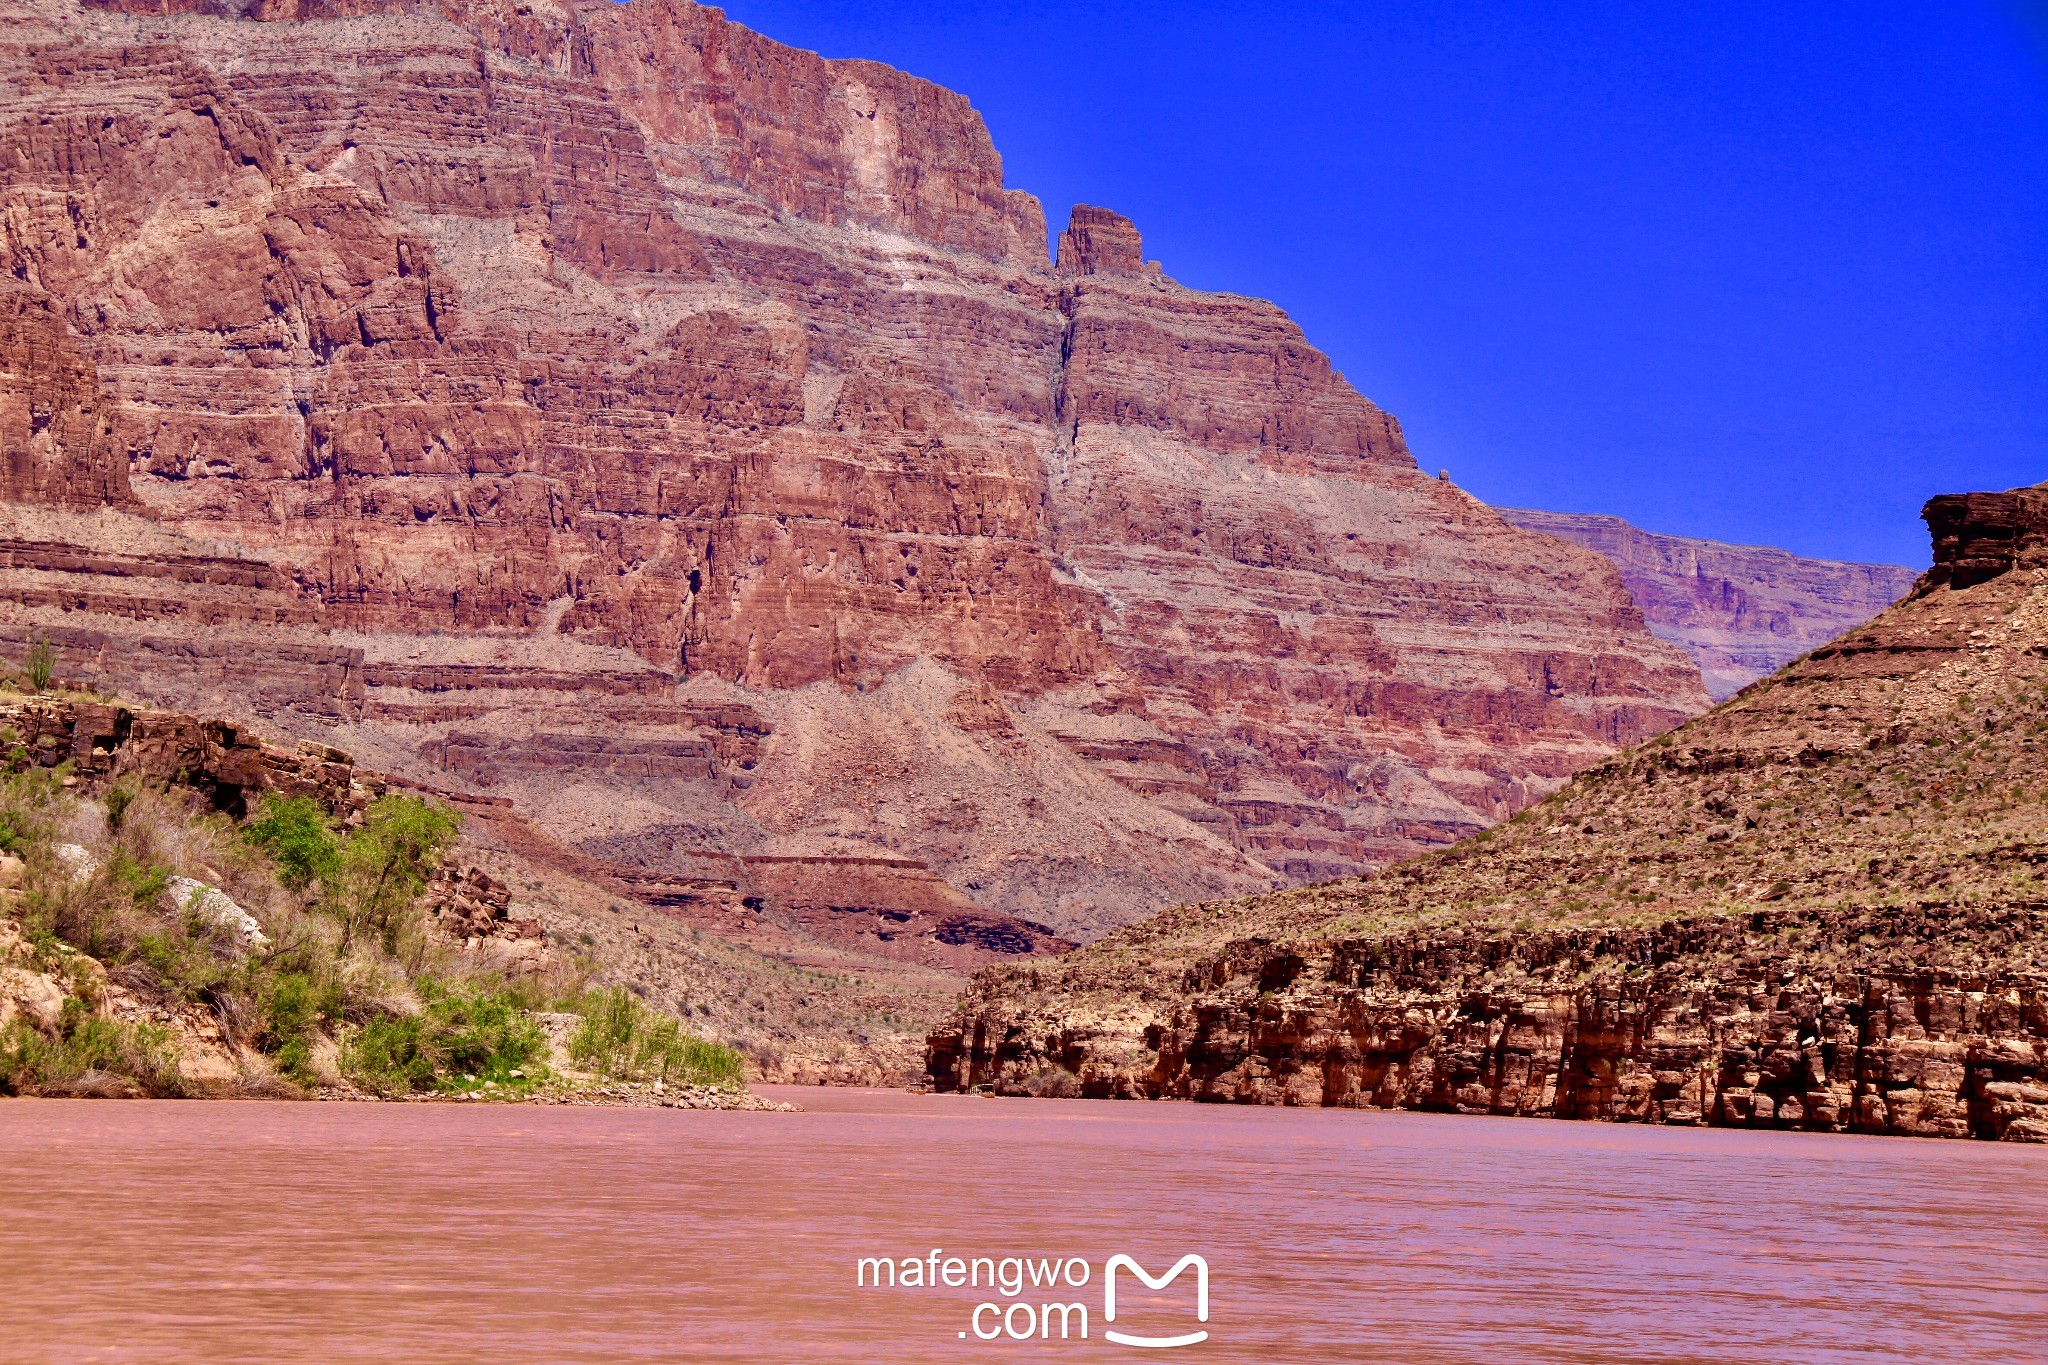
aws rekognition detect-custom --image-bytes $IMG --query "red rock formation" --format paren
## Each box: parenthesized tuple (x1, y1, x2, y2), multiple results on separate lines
(0, 0, 1707, 951)
(1498, 508, 1919, 701)
(1919, 484, 2048, 591)
(425, 864, 543, 942)
(0, 287, 132, 510)
(1043, 213, 1703, 880)
(926, 487, 2048, 1141)
(0, 694, 375, 819)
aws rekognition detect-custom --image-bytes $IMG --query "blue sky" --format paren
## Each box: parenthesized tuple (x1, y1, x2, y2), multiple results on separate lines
(709, 1, 2048, 566)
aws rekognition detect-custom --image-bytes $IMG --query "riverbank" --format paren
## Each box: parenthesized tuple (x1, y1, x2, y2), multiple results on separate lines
(0, 688, 758, 1106)
(297, 1080, 793, 1110)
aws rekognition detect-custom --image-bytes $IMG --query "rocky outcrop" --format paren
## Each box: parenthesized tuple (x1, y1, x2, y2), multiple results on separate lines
(0, 0, 1704, 952)
(1498, 508, 1918, 701)
(929, 487, 2048, 1140)
(1040, 220, 1705, 884)
(0, 694, 375, 818)
(929, 906, 2048, 1141)
(1919, 484, 2048, 592)
(425, 863, 538, 941)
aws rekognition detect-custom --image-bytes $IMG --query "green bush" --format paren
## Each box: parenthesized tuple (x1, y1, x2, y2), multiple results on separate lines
(102, 782, 136, 832)
(246, 793, 458, 956)
(343, 1014, 439, 1094)
(108, 849, 173, 908)
(331, 795, 461, 954)
(0, 1001, 185, 1097)
(569, 985, 745, 1088)
(0, 765, 60, 853)
(25, 639, 53, 692)
(243, 795, 340, 890)
(128, 927, 229, 1002)
(1, 766, 760, 1106)
(258, 971, 347, 1083)
(340, 980, 549, 1096)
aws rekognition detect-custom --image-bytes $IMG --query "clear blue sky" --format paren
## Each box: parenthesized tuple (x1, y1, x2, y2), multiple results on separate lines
(707, 0, 2048, 567)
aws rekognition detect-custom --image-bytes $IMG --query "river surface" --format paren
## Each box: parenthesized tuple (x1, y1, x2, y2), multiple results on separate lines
(0, 1087, 2042, 1362)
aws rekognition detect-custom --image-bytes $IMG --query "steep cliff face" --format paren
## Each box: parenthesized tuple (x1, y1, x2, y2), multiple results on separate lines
(929, 487, 2048, 1141)
(1498, 508, 1918, 701)
(0, 286, 133, 510)
(0, 0, 1703, 949)
(1044, 216, 1704, 882)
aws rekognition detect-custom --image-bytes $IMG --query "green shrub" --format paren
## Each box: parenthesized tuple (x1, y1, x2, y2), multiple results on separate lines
(0, 1001, 185, 1097)
(247, 793, 458, 956)
(243, 795, 341, 889)
(128, 927, 228, 1001)
(342, 1013, 439, 1095)
(103, 782, 136, 832)
(340, 980, 549, 1096)
(331, 795, 460, 954)
(109, 849, 173, 908)
(0, 765, 61, 851)
(0, 768, 759, 1106)
(25, 639, 53, 692)
(258, 971, 346, 1083)
(569, 986, 745, 1088)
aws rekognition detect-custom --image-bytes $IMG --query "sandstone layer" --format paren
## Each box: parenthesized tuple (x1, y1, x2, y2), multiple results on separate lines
(0, 0, 1704, 962)
(928, 486, 2048, 1141)
(1498, 508, 1918, 702)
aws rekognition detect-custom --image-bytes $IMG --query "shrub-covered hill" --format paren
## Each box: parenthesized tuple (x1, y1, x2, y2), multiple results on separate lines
(928, 485, 2048, 1142)
(0, 689, 758, 1104)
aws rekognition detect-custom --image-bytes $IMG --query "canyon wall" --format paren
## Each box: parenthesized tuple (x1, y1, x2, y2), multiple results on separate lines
(0, 0, 1706, 956)
(929, 487, 2048, 1141)
(1498, 508, 1917, 701)
(930, 907, 2048, 1141)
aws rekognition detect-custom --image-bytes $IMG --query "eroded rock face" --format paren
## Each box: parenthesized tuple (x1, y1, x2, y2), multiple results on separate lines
(1920, 485, 2048, 592)
(929, 908, 2048, 1141)
(0, 694, 376, 818)
(426, 864, 537, 939)
(1498, 508, 1919, 702)
(930, 488, 2048, 1140)
(0, 0, 1705, 943)
(1046, 233, 1705, 881)
(0, 286, 132, 510)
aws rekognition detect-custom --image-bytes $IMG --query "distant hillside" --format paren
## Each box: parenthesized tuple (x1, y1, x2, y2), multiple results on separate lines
(929, 484, 2048, 1142)
(1498, 508, 1918, 701)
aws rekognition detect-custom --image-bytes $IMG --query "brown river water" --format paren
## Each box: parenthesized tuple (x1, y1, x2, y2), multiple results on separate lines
(0, 1087, 2042, 1363)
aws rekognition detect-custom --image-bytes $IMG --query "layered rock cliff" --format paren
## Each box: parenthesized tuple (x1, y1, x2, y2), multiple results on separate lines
(0, 0, 1706, 956)
(1497, 508, 1918, 702)
(928, 486, 2048, 1141)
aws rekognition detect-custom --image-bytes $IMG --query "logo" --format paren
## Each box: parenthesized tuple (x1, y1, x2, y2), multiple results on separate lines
(855, 1248, 1213, 1347)
(1103, 1254, 1209, 1348)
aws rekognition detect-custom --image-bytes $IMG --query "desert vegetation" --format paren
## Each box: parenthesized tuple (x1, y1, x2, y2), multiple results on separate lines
(0, 724, 747, 1101)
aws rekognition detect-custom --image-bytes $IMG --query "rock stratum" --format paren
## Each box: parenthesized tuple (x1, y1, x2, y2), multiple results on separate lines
(0, 0, 1714, 967)
(1498, 508, 1917, 702)
(929, 486, 2048, 1141)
